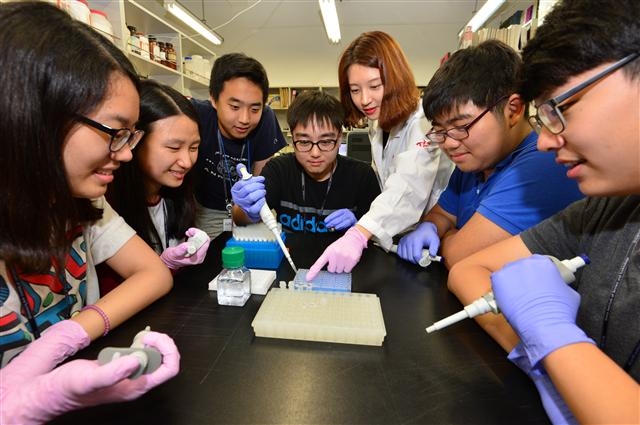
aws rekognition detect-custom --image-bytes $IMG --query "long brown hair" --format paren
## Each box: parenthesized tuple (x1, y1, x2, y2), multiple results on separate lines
(0, 2, 139, 272)
(338, 31, 419, 131)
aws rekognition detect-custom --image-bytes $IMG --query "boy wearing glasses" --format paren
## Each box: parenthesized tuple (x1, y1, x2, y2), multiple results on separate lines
(191, 53, 287, 238)
(231, 90, 380, 233)
(397, 40, 582, 268)
(448, 1, 639, 423)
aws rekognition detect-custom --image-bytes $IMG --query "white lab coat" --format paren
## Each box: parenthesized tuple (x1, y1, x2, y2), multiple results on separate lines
(358, 102, 453, 249)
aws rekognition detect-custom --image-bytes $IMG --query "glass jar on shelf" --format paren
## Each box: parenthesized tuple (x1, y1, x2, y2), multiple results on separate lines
(166, 42, 177, 70)
(126, 25, 140, 55)
(158, 41, 167, 66)
(148, 35, 158, 62)
(138, 32, 150, 60)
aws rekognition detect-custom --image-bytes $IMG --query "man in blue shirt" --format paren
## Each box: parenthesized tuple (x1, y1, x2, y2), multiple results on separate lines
(191, 53, 287, 238)
(397, 40, 583, 268)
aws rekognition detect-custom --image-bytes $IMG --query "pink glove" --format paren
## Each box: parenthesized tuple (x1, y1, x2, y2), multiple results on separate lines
(160, 227, 210, 270)
(306, 227, 368, 280)
(1, 327, 180, 424)
(1, 320, 90, 389)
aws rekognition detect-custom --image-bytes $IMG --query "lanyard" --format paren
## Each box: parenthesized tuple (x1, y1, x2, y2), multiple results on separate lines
(598, 227, 640, 372)
(9, 264, 71, 340)
(159, 199, 170, 250)
(301, 161, 336, 219)
(217, 129, 250, 214)
(9, 267, 41, 339)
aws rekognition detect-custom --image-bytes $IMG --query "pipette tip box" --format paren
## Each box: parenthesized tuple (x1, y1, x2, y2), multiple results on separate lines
(252, 288, 386, 346)
(225, 233, 286, 270)
(293, 268, 351, 292)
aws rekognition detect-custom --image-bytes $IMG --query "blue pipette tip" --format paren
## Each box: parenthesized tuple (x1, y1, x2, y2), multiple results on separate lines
(578, 253, 590, 264)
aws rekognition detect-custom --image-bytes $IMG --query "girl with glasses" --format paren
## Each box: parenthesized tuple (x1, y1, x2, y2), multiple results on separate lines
(0, 3, 179, 422)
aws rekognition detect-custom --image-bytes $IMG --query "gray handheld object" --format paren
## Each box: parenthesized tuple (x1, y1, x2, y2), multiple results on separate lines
(97, 326, 162, 379)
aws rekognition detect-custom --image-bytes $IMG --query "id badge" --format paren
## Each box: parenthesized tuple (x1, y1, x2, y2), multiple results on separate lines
(222, 218, 233, 232)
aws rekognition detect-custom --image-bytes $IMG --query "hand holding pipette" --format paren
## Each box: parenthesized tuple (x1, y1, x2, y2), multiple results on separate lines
(426, 254, 589, 333)
(160, 228, 210, 269)
(390, 244, 442, 268)
(231, 168, 266, 222)
(491, 254, 595, 367)
(396, 222, 441, 265)
(235, 164, 298, 273)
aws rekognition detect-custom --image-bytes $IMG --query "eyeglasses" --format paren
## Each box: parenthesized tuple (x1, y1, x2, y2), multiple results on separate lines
(528, 53, 639, 135)
(425, 95, 510, 144)
(75, 115, 144, 152)
(293, 139, 338, 152)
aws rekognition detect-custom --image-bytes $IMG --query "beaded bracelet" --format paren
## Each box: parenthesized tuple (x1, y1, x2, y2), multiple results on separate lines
(81, 304, 111, 336)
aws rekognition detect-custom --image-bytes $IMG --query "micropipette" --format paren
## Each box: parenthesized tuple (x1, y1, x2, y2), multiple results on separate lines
(426, 254, 590, 334)
(237, 164, 298, 273)
(382, 243, 442, 267)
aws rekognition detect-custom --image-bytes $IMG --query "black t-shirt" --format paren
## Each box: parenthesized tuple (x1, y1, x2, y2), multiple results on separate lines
(261, 153, 381, 233)
(191, 98, 287, 210)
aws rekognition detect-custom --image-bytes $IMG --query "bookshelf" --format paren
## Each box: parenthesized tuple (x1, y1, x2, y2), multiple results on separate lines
(456, 0, 561, 52)
(459, 1, 538, 52)
(267, 86, 339, 110)
(265, 86, 340, 145)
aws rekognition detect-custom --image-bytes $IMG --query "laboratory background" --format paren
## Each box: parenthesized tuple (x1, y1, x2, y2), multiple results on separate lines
(48, 0, 552, 144)
(3, 0, 603, 424)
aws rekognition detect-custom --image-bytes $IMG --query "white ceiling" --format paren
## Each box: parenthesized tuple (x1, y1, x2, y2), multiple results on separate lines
(171, 0, 492, 87)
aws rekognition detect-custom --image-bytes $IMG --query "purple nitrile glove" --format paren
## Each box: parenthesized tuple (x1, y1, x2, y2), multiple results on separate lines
(231, 164, 266, 222)
(306, 227, 368, 280)
(1, 329, 180, 424)
(508, 343, 578, 424)
(491, 254, 595, 368)
(397, 222, 440, 263)
(160, 228, 211, 270)
(324, 209, 357, 231)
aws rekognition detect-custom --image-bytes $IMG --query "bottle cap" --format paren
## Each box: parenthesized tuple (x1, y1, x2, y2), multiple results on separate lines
(222, 246, 244, 268)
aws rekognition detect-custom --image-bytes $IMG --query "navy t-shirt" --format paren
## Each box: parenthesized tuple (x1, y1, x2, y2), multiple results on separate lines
(191, 98, 287, 210)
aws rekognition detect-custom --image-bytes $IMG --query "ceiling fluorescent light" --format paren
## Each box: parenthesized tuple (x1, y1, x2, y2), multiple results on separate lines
(319, 0, 341, 43)
(164, 0, 223, 45)
(458, 0, 506, 36)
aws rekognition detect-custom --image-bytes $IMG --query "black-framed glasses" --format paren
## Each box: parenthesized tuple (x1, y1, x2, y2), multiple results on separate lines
(528, 53, 639, 135)
(75, 115, 144, 152)
(425, 94, 510, 144)
(293, 139, 338, 152)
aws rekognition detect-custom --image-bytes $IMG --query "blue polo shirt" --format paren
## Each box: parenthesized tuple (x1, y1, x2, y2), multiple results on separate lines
(438, 132, 583, 234)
